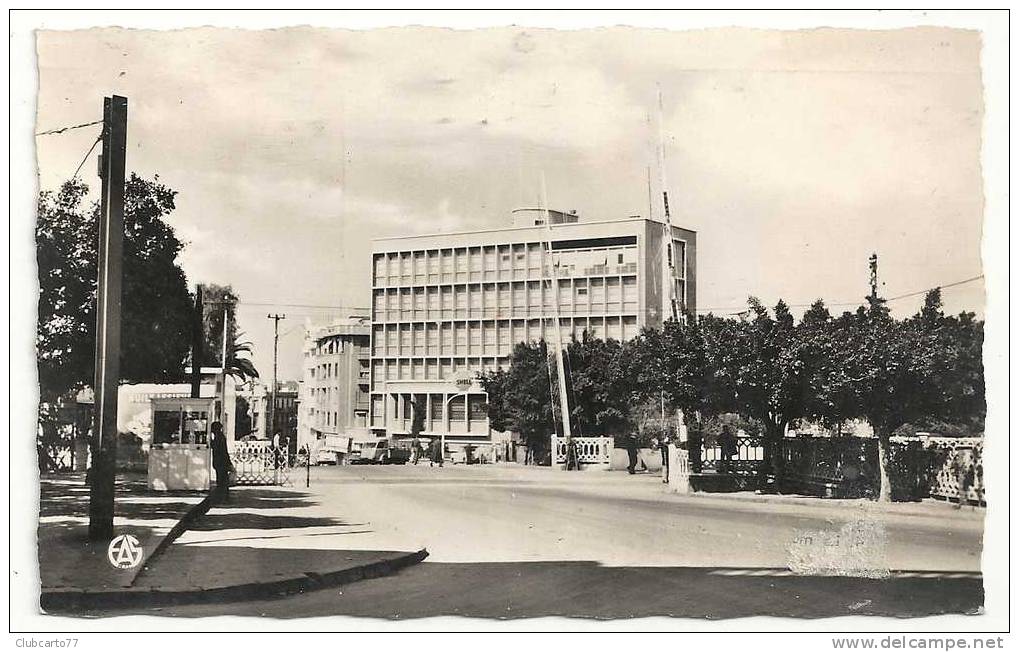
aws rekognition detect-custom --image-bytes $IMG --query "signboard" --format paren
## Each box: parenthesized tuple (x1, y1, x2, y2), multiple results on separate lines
(450, 370, 478, 392)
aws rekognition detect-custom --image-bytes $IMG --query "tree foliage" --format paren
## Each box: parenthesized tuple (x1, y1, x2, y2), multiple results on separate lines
(36, 175, 193, 402)
(481, 290, 984, 499)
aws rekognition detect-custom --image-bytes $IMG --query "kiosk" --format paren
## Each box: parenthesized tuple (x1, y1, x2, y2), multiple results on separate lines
(147, 397, 215, 491)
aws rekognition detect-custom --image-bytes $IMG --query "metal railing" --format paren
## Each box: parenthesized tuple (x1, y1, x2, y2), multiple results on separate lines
(230, 440, 291, 486)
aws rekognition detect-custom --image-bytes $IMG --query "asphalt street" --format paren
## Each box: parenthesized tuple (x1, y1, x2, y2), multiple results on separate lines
(89, 463, 986, 620)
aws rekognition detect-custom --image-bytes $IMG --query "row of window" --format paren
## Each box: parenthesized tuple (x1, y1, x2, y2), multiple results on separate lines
(372, 276, 643, 322)
(371, 393, 489, 424)
(369, 316, 640, 362)
(372, 244, 649, 287)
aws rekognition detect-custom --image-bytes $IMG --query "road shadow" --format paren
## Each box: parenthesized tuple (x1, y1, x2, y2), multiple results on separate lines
(186, 487, 352, 531)
(47, 561, 984, 620)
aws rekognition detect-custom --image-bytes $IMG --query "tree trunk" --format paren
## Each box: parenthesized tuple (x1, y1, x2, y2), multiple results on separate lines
(875, 426, 892, 503)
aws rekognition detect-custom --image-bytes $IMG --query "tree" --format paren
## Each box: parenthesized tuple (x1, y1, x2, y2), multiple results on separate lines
(234, 395, 253, 438)
(481, 341, 558, 464)
(718, 298, 809, 487)
(836, 293, 933, 502)
(36, 175, 194, 465)
(621, 318, 711, 423)
(199, 284, 238, 367)
(563, 333, 630, 438)
(225, 333, 260, 383)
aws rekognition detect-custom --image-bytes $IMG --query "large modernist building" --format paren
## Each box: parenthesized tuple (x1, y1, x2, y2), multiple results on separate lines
(369, 208, 696, 449)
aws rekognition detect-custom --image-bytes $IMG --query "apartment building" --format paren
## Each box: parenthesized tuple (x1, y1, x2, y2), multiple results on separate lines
(296, 317, 372, 452)
(368, 208, 697, 450)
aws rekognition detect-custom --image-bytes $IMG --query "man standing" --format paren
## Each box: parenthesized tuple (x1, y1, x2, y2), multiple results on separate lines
(657, 431, 671, 484)
(625, 433, 639, 475)
(210, 421, 232, 502)
(719, 425, 737, 474)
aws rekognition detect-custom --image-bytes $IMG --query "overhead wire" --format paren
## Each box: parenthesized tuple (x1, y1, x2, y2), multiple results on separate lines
(35, 118, 104, 136)
(71, 134, 103, 181)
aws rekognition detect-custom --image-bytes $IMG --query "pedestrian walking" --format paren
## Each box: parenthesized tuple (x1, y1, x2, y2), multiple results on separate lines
(411, 437, 421, 465)
(953, 447, 975, 510)
(210, 421, 233, 502)
(433, 439, 445, 467)
(719, 425, 737, 474)
(625, 433, 639, 475)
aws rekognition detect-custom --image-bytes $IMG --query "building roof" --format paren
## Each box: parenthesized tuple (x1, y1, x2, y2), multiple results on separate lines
(371, 214, 695, 250)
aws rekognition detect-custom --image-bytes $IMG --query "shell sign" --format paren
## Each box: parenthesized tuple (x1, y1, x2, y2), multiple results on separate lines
(451, 371, 477, 392)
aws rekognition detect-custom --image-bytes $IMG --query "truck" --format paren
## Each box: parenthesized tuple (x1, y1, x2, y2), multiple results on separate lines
(349, 438, 411, 465)
(313, 435, 351, 465)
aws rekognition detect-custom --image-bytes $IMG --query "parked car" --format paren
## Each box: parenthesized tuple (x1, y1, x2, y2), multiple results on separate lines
(383, 447, 411, 465)
(350, 439, 389, 465)
(315, 448, 339, 465)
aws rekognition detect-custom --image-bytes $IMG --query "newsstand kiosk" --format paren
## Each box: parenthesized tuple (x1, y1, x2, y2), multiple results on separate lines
(147, 397, 215, 491)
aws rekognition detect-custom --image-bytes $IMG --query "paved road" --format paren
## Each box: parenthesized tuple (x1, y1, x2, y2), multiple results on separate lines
(95, 464, 986, 619)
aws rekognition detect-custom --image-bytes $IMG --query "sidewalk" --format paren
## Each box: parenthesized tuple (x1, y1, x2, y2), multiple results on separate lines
(38, 472, 206, 593)
(40, 479, 427, 613)
(133, 485, 426, 594)
(437, 463, 985, 524)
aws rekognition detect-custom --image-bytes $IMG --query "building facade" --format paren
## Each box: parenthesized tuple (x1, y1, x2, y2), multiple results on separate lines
(369, 210, 696, 449)
(297, 317, 372, 452)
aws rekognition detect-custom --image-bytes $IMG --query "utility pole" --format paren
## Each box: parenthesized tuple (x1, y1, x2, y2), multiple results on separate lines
(219, 306, 229, 429)
(190, 285, 203, 399)
(656, 87, 681, 323)
(539, 173, 574, 470)
(89, 95, 127, 541)
(267, 314, 286, 440)
(869, 253, 879, 303)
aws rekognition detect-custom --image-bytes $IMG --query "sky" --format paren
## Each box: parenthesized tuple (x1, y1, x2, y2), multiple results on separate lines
(34, 25, 986, 383)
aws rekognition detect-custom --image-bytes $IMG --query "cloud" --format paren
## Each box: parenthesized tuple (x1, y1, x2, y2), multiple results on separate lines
(34, 25, 984, 381)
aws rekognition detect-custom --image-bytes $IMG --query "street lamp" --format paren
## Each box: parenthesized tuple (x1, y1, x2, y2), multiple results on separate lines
(442, 392, 469, 463)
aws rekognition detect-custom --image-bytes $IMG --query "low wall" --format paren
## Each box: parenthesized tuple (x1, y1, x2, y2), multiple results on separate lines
(610, 448, 664, 472)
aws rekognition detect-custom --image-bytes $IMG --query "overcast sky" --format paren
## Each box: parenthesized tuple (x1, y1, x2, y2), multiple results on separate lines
(35, 26, 985, 382)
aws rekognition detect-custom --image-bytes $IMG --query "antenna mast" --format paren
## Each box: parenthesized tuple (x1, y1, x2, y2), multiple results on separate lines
(656, 87, 681, 322)
(540, 173, 573, 446)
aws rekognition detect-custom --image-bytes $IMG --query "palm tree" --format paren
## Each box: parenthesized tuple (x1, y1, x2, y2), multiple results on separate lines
(225, 332, 259, 383)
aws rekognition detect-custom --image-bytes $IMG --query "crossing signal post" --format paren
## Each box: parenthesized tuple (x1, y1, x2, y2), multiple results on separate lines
(89, 95, 128, 541)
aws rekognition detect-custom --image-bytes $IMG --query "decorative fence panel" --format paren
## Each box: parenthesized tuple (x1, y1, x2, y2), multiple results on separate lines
(916, 437, 984, 504)
(700, 436, 765, 476)
(230, 441, 291, 486)
(777, 435, 984, 502)
(551, 436, 613, 467)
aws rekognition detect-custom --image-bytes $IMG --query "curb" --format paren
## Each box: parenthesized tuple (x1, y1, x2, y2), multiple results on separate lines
(129, 490, 219, 587)
(41, 547, 429, 612)
(677, 489, 985, 518)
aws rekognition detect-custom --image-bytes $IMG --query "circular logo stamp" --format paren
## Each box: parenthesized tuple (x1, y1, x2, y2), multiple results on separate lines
(107, 534, 143, 569)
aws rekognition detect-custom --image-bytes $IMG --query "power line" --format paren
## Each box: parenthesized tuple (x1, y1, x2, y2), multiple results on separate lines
(35, 118, 104, 136)
(884, 274, 984, 302)
(230, 274, 983, 320)
(71, 134, 103, 180)
(235, 301, 370, 311)
(694, 274, 984, 314)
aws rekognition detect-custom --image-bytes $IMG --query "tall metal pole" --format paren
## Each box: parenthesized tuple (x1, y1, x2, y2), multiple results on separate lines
(219, 306, 229, 429)
(190, 285, 203, 399)
(540, 173, 572, 445)
(267, 314, 285, 439)
(89, 95, 127, 541)
(656, 87, 680, 322)
(869, 253, 879, 303)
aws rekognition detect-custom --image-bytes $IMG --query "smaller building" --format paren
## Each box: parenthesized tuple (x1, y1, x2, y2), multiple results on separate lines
(237, 380, 299, 449)
(297, 316, 372, 453)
